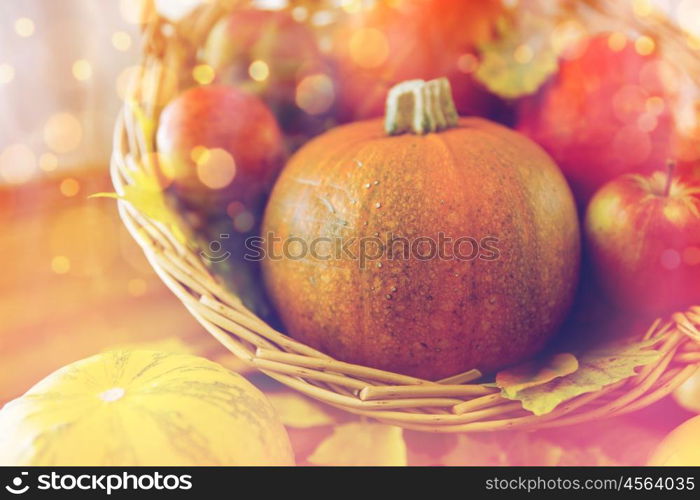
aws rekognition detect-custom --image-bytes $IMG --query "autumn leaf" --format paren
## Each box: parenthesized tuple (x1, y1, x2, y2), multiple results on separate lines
(496, 353, 579, 399)
(92, 168, 186, 243)
(502, 341, 661, 416)
(308, 422, 407, 466)
(267, 392, 336, 429)
(128, 99, 157, 150)
(475, 12, 561, 99)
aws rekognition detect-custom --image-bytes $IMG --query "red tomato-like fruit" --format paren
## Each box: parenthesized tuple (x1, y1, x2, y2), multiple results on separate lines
(156, 85, 286, 215)
(202, 9, 333, 141)
(585, 164, 700, 314)
(518, 35, 677, 205)
(331, 0, 503, 122)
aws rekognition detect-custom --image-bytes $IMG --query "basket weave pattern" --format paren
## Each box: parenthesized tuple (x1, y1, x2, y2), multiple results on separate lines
(111, 0, 700, 432)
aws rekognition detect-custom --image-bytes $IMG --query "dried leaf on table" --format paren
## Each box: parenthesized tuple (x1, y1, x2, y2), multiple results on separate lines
(267, 392, 337, 429)
(501, 340, 662, 416)
(496, 352, 579, 398)
(308, 422, 406, 466)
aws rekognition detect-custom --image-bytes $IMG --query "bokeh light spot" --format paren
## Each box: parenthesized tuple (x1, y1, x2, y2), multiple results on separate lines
(291, 6, 308, 21)
(193, 64, 215, 85)
(349, 28, 389, 69)
(645, 96, 665, 115)
(660, 249, 681, 270)
(678, 0, 700, 38)
(551, 20, 586, 56)
(0, 64, 15, 85)
(608, 32, 627, 52)
(637, 113, 658, 133)
(226, 200, 246, 219)
(340, 0, 363, 14)
(196, 148, 236, 189)
(0, 144, 36, 184)
(190, 145, 210, 165)
(14, 17, 35, 37)
(248, 60, 270, 82)
(115, 65, 141, 100)
(72, 59, 93, 81)
(51, 256, 71, 274)
(60, 178, 80, 197)
(233, 211, 255, 233)
(296, 74, 334, 115)
(112, 31, 132, 51)
(635, 36, 656, 56)
(44, 113, 83, 154)
(457, 53, 478, 74)
(513, 44, 534, 64)
(39, 152, 58, 172)
(119, 0, 152, 24)
(632, 0, 653, 17)
(612, 85, 646, 124)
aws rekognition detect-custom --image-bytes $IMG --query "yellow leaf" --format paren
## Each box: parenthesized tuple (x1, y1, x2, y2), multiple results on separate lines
(308, 423, 406, 466)
(475, 12, 561, 98)
(502, 341, 661, 416)
(267, 392, 336, 429)
(496, 353, 579, 398)
(129, 99, 157, 152)
(91, 169, 186, 243)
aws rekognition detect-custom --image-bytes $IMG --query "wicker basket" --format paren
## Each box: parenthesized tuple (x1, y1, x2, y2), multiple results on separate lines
(111, 0, 700, 432)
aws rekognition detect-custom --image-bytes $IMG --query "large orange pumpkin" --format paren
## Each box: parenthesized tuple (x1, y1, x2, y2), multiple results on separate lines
(261, 78, 580, 380)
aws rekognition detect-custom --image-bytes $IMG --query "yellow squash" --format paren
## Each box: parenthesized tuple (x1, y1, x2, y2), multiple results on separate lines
(0, 350, 293, 466)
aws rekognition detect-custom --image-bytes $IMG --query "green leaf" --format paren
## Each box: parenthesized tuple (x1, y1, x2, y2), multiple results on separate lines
(501, 341, 662, 416)
(308, 423, 406, 466)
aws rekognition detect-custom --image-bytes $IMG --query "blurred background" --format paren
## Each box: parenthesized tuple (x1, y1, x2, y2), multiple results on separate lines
(0, 0, 211, 403)
(1, 0, 699, 465)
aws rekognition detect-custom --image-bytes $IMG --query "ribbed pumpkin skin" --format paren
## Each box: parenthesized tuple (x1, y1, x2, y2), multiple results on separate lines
(262, 118, 580, 380)
(0, 351, 293, 466)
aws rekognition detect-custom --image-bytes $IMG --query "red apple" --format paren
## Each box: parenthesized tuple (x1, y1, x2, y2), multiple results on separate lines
(202, 9, 333, 142)
(518, 35, 677, 205)
(331, 0, 504, 122)
(156, 85, 286, 216)
(585, 162, 700, 314)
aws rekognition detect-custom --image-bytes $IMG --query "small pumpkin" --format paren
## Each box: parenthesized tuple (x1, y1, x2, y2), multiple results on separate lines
(0, 350, 294, 465)
(262, 78, 580, 380)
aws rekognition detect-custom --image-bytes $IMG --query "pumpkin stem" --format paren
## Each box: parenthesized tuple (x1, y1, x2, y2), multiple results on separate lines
(385, 77, 459, 135)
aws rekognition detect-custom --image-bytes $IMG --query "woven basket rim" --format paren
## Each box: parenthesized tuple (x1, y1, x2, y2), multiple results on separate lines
(110, 0, 700, 432)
